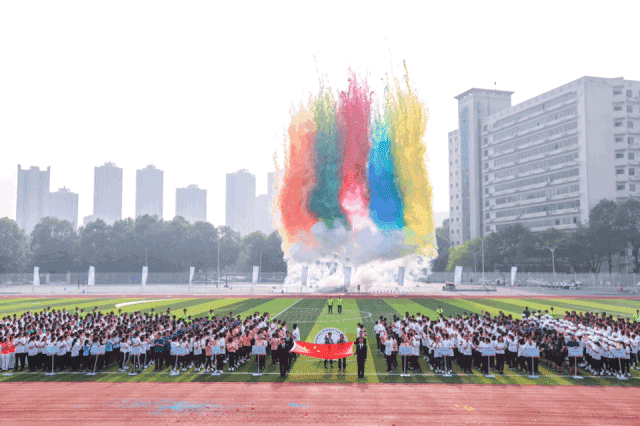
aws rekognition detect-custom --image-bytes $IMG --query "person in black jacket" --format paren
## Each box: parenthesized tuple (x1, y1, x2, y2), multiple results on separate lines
(355, 332, 367, 378)
(279, 336, 289, 377)
(285, 331, 294, 372)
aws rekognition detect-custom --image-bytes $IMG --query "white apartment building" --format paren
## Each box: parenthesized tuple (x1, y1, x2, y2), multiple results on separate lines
(93, 162, 123, 225)
(225, 169, 256, 237)
(450, 76, 640, 246)
(176, 184, 206, 224)
(46, 187, 79, 229)
(136, 164, 164, 219)
(449, 89, 514, 246)
(16, 165, 50, 235)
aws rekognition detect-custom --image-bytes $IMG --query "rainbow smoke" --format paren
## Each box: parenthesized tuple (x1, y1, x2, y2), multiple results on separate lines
(276, 67, 437, 269)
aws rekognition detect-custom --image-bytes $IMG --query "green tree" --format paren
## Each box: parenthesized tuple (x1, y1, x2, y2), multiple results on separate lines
(430, 219, 450, 272)
(0, 217, 27, 273)
(236, 231, 268, 272)
(109, 218, 138, 272)
(29, 217, 77, 273)
(589, 199, 624, 273)
(216, 226, 240, 272)
(616, 198, 640, 272)
(264, 231, 287, 272)
(76, 219, 112, 271)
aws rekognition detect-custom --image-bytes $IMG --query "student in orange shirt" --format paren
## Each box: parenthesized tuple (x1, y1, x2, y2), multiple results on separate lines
(1, 337, 11, 371)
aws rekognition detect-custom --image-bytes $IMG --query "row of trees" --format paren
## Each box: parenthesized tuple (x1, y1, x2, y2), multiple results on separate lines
(431, 198, 640, 274)
(0, 215, 287, 274)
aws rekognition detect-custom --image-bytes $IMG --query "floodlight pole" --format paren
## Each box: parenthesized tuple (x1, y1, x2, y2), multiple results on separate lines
(549, 247, 557, 285)
(217, 228, 225, 286)
(482, 240, 485, 285)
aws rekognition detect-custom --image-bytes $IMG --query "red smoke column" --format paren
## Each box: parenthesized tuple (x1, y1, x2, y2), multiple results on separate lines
(338, 73, 371, 230)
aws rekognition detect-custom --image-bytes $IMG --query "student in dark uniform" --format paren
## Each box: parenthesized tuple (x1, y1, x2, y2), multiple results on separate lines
(279, 337, 289, 377)
(337, 334, 347, 372)
(355, 332, 367, 378)
(324, 332, 334, 368)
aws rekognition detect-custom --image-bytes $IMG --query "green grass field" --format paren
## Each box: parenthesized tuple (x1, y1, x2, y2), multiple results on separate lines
(1, 296, 639, 386)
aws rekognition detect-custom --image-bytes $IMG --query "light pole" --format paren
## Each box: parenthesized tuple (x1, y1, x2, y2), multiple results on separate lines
(217, 228, 225, 286)
(481, 239, 485, 285)
(470, 251, 479, 273)
(548, 247, 557, 285)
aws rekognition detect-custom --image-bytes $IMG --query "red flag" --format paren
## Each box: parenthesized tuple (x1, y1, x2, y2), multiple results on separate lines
(291, 341, 354, 360)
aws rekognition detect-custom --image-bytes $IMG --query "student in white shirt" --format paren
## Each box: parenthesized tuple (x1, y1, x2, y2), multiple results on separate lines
(494, 336, 506, 374)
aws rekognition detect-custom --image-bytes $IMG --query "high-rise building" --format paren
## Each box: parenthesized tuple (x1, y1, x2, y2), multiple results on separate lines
(93, 162, 123, 225)
(176, 184, 206, 223)
(449, 89, 513, 246)
(16, 165, 50, 235)
(46, 187, 79, 229)
(225, 169, 256, 237)
(136, 164, 163, 219)
(449, 77, 640, 247)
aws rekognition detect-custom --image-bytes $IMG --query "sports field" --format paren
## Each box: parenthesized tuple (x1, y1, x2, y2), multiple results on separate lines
(1, 296, 639, 387)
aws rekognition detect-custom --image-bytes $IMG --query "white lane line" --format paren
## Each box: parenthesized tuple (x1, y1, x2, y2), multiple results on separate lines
(272, 298, 304, 320)
(114, 299, 166, 308)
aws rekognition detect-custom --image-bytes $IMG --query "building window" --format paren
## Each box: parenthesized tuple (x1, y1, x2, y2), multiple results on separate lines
(630, 152, 635, 160)
(455, 171, 458, 175)
(451, 207, 454, 212)
(631, 184, 637, 192)
(451, 184, 453, 188)
(484, 125, 487, 132)
(456, 183, 458, 187)
(616, 137, 624, 143)
(484, 175, 489, 182)
(485, 188, 489, 194)
(450, 172, 453, 177)
(455, 159, 458, 164)
(555, 219, 560, 225)
(629, 121, 634, 129)
(483, 137, 488, 144)
(616, 152, 625, 159)
(485, 213, 490, 219)
(485, 201, 489, 207)
(630, 168, 635, 176)
(484, 163, 489, 169)
(629, 137, 635, 145)
(628, 106, 634, 113)
(451, 195, 454, 199)
(455, 148, 458, 152)
(456, 194, 459, 199)
(614, 106, 623, 111)
(617, 184, 626, 191)
(573, 217, 578, 224)
(485, 226, 490, 232)
(615, 121, 623, 127)
(617, 169, 625, 175)
(456, 206, 459, 210)
(627, 90, 633, 97)
(614, 90, 622, 95)
(450, 161, 453, 166)
(484, 150, 488, 157)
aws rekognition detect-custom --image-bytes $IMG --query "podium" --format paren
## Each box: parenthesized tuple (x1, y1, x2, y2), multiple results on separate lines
(480, 346, 496, 378)
(252, 345, 266, 376)
(399, 346, 412, 377)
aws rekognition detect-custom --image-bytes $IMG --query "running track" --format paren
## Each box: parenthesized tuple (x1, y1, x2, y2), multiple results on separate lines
(0, 382, 638, 425)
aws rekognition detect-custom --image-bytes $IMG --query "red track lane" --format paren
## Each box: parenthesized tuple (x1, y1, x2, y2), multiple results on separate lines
(0, 383, 638, 425)
(1, 294, 639, 300)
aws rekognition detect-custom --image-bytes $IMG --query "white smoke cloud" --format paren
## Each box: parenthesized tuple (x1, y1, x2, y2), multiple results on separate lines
(284, 254, 430, 291)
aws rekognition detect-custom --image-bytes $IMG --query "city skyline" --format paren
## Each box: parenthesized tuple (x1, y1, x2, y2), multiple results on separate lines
(5, 3, 640, 229)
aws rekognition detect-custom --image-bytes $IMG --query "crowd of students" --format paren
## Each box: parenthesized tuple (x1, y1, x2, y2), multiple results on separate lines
(0, 306, 302, 377)
(372, 306, 640, 379)
(0, 304, 639, 380)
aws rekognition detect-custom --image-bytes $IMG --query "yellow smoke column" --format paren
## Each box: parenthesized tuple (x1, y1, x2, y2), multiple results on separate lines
(386, 63, 438, 257)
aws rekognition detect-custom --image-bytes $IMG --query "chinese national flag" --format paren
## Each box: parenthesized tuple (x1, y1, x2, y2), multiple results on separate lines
(290, 341, 354, 360)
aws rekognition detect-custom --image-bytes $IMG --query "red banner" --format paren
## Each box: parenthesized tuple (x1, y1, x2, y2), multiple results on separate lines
(291, 341, 354, 360)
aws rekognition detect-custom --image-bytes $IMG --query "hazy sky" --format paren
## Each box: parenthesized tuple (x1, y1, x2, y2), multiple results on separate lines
(2, 1, 640, 228)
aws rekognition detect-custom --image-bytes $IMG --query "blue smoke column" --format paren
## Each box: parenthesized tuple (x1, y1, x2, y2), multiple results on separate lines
(368, 116, 404, 231)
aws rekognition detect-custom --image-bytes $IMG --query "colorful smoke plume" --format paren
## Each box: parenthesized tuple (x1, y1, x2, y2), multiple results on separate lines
(275, 66, 437, 272)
